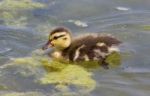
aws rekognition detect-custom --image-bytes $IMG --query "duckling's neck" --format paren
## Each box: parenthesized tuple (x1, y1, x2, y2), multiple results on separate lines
(61, 45, 71, 57)
(52, 45, 71, 59)
(54, 45, 70, 51)
(63, 45, 71, 51)
(51, 50, 62, 59)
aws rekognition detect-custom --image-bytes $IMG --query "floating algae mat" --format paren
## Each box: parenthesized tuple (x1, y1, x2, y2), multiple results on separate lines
(1, 92, 45, 96)
(40, 64, 96, 91)
(13, 57, 96, 91)
(0, 0, 45, 10)
(0, 50, 97, 92)
(0, 0, 46, 26)
(0, 49, 121, 94)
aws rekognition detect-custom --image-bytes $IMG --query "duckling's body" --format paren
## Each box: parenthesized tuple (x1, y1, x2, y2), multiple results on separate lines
(42, 27, 121, 68)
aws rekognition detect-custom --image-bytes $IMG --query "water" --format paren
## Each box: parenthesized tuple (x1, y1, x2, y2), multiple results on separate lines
(0, 0, 150, 96)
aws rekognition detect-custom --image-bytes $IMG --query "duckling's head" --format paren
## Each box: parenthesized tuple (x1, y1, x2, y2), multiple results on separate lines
(42, 27, 72, 50)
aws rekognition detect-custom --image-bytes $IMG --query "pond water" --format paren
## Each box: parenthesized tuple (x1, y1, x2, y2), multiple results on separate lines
(0, 0, 150, 96)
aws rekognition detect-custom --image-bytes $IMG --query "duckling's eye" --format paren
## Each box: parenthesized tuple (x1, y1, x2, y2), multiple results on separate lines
(63, 38, 67, 40)
(53, 36, 58, 40)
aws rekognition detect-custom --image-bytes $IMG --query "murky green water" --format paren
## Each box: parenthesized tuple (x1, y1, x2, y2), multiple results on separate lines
(0, 0, 150, 96)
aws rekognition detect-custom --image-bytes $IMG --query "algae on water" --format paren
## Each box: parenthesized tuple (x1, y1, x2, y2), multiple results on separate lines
(0, 0, 45, 10)
(0, 0, 46, 26)
(40, 64, 96, 91)
(1, 52, 96, 92)
(2, 92, 45, 96)
(14, 57, 96, 91)
(0, 49, 121, 93)
(141, 25, 150, 31)
(106, 52, 121, 68)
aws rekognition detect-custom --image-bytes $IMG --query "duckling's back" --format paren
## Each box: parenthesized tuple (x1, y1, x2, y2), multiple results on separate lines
(63, 34, 121, 62)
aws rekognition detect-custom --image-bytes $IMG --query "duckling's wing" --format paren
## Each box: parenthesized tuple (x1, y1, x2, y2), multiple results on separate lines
(72, 34, 121, 46)
(97, 34, 121, 46)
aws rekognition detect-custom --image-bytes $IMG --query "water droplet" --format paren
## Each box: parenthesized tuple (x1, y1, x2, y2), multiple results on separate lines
(68, 20, 88, 27)
(115, 6, 130, 11)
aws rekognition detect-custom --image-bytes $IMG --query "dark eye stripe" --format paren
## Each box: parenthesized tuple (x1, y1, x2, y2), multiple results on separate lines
(53, 35, 66, 40)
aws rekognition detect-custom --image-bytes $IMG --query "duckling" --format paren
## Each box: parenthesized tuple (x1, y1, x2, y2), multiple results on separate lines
(42, 27, 121, 69)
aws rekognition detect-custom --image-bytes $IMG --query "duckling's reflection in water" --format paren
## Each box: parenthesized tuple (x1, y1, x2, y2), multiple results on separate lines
(42, 27, 122, 69)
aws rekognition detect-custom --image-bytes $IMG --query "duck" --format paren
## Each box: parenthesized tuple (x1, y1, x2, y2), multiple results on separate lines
(42, 27, 121, 69)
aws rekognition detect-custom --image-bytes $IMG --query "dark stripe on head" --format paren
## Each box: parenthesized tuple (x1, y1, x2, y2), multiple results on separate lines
(50, 27, 70, 35)
(53, 34, 66, 40)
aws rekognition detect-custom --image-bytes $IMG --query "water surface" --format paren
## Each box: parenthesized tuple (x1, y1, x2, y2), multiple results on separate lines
(0, 0, 150, 96)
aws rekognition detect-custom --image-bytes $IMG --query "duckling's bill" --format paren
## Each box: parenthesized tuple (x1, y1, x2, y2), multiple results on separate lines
(42, 39, 54, 50)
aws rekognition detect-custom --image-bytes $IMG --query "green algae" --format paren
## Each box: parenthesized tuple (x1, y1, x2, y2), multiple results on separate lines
(1, 12, 14, 19)
(106, 52, 121, 68)
(0, 84, 8, 90)
(141, 25, 150, 31)
(40, 64, 96, 91)
(1, 49, 121, 92)
(2, 92, 45, 96)
(4, 53, 95, 92)
(0, 0, 45, 10)
(0, 0, 46, 26)
(10, 56, 96, 91)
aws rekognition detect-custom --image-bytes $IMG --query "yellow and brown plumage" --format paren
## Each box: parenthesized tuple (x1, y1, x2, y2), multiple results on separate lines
(42, 27, 121, 69)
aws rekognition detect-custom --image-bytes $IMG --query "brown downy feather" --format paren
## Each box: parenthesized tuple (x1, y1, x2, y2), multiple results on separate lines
(62, 34, 121, 61)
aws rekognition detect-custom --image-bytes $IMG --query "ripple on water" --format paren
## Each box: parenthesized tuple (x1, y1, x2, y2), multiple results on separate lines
(0, 27, 43, 57)
(0, 47, 12, 55)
